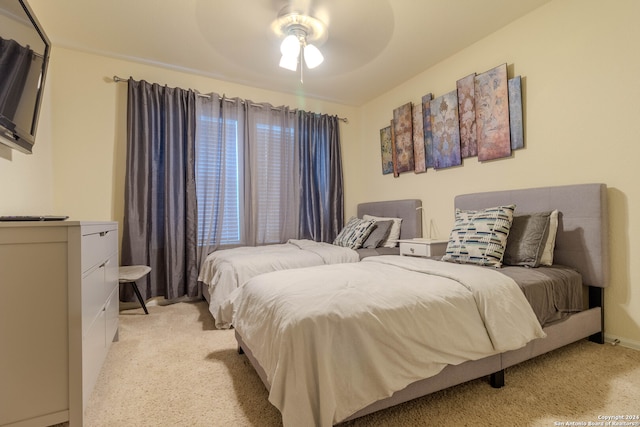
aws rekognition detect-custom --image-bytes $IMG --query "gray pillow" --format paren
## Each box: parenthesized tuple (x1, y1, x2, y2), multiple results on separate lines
(362, 220, 393, 249)
(333, 217, 376, 249)
(503, 211, 552, 268)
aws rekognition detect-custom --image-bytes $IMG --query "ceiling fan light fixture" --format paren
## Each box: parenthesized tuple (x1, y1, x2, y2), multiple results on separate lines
(303, 44, 324, 69)
(280, 34, 301, 58)
(272, 9, 327, 79)
(279, 54, 298, 71)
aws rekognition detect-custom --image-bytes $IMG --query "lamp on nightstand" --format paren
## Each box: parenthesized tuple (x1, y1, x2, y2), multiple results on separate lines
(416, 205, 432, 239)
(416, 205, 439, 239)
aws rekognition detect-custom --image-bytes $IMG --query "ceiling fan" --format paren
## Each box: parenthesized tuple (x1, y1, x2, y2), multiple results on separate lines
(271, 7, 328, 82)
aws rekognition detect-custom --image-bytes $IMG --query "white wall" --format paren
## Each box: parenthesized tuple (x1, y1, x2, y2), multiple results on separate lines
(349, 0, 640, 347)
(0, 79, 55, 215)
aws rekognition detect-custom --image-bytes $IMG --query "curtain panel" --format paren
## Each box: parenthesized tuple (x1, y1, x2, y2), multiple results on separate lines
(195, 95, 301, 265)
(121, 79, 199, 302)
(297, 112, 344, 242)
(122, 78, 344, 302)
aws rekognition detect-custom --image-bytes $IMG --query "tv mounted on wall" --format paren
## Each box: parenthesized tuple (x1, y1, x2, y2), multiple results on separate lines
(0, 0, 50, 154)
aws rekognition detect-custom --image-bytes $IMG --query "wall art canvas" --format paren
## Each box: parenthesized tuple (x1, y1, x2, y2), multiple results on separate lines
(508, 75, 524, 150)
(390, 119, 399, 177)
(412, 103, 426, 173)
(379, 125, 393, 175)
(456, 73, 478, 158)
(475, 63, 511, 161)
(393, 102, 414, 174)
(421, 93, 434, 168)
(430, 90, 462, 169)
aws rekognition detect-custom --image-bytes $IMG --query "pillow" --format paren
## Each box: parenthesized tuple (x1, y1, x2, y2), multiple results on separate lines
(333, 217, 376, 249)
(361, 220, 393, 249)
(539, 210, 559, 266)
(503, 211, 552, 267)
(362, 215, 402, 248)
(442, 204, 516, 268)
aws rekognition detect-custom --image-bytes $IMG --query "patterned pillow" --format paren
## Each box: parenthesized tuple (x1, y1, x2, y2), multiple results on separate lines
(442, 205, 516, 267)
(333, 217, 376, 249)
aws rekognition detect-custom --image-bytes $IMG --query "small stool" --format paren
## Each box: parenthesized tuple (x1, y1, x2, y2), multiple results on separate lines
(119, 265, 151, 314)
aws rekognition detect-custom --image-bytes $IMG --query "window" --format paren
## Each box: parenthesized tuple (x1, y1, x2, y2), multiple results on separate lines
(195, 111, 295, 247)
(196, 115, 240, 246)
(254, 122, 295, 243)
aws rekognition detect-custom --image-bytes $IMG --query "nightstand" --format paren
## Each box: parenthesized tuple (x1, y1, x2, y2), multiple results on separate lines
(397, 238, 448, 258)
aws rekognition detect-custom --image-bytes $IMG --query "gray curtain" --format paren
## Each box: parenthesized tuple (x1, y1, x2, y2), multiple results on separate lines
(297, 112, 344, 242)
(121, 78, 199, 302)
(196, 95, 300, 264)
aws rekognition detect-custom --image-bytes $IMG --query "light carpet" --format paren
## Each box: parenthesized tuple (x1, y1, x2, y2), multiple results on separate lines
(83, 301, 640, 426)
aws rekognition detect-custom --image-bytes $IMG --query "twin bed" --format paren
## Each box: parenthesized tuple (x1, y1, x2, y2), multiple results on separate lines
(198, 199, 423, 328)
(227, 183, 609, 426)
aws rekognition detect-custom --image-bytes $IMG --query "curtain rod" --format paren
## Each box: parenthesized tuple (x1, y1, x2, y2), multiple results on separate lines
(112, 75, 348, 123)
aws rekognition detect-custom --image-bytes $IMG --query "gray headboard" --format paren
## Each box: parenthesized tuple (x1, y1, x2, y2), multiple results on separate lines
(455, 183, 609, 288)
(357, 199, 422, 240)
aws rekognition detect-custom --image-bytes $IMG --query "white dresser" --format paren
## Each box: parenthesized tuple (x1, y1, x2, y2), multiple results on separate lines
(0, 221, 118, 427)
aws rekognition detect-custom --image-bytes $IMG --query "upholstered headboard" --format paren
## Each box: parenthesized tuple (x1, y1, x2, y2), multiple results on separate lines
(455, 183, 609, 288)
(357, 199, 422, 240)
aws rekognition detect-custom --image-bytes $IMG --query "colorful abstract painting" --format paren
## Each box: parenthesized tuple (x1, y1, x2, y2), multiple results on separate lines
(390, 119, 398, 177)
(393, 102, 414, 174)
(412, 103, 426, 173)
(456, 73, 477, 158)
(421, 93, 434, 168)
(379, 126, 393, 175)
(475, 63, 511, 161)
(430, 90, 462, 169)
(508, 75, 524, 150)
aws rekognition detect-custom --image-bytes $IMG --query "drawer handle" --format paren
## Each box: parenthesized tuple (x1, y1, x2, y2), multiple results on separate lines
(410, 247, 415, 253)
(100, 259, 110, 269)
(100, 231, 109, 237)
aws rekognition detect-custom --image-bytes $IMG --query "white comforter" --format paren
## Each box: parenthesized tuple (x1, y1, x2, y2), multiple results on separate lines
(233, 256, 546, 427)
(197, 239, 359, 327)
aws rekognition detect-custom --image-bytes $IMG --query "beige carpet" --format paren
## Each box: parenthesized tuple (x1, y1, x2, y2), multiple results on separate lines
(83, 301, 640, 427)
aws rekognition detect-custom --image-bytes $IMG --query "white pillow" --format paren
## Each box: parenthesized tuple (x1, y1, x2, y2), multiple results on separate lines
(539, 209, 559, 266)
(363, 215, 402, 248)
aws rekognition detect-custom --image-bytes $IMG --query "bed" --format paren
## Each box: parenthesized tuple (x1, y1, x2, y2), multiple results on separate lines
(232, 183, 609, 426)
(199, 199, 422, 328)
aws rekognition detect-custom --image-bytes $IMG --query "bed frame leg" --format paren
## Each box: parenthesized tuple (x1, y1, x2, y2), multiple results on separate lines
(588, 286, 605, 344)
(237, 345, 245, 355)
(490, 370, 504, 388)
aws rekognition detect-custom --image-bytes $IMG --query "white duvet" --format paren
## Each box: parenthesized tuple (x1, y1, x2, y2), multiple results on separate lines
(233, 256, 546, 427)
(197, 239, 359, 328)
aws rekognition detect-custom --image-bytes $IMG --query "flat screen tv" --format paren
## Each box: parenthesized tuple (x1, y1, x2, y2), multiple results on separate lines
(0, 0, 50, 154)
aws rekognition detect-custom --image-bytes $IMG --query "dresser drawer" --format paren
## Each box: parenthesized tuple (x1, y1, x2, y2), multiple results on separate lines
(81, 228, 117, 273)
(82, 266, 105, 338)
(105, 286, 119, 343)
(83, 309, 107, 408)
(81, 252, 118, 338)
(102, 253, 119, 301)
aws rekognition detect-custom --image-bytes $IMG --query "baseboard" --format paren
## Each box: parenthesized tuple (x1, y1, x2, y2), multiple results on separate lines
(605, 333, 640, 351)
